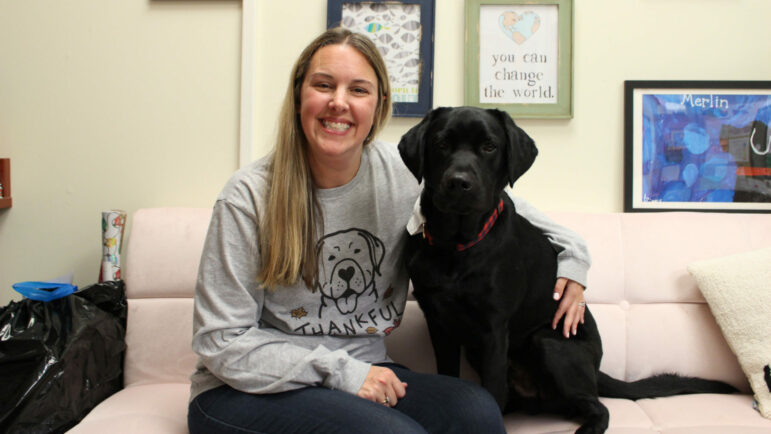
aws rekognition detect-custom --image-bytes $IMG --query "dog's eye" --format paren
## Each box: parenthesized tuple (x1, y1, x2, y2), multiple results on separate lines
(436, 141, 448, 151)
(328, 255, 336, 261)
(481, 143, 497, 153)
(354, 248, 361, 254)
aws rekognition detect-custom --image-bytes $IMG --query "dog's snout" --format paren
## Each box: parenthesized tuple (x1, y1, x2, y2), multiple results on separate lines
(338, 266, 355, 283)
(444, 173, 474, 192)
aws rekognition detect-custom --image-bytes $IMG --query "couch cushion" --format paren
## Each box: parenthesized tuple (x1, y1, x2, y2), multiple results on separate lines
(547, 211, 767, 393)
(548, 212, 626, 304)
(625, 304, 746, 390)
(124, 298, 197, 387)
(552, 212, 771, 306)
(637, 393, 771, 432)
(124, 207, 212, 299)
(385, 301, 435, 374)
(621, 212, 771, 304)
(591, 304, 628, 381)
(504, 397, 656, 433)
(66, 383, 189, 434)
(502, 395, 771, 433)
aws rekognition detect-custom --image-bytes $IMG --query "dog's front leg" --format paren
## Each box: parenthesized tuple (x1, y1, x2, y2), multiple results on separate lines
(425, 316, 461, 377)
(478, 330, 510, 410)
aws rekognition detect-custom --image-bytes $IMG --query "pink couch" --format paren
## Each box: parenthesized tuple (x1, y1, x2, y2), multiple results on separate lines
(68, 207, 771, 433)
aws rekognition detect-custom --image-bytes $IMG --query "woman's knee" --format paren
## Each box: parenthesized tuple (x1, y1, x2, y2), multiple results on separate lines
(387, 367, 505, 434)
(443, 380, 505, 433)
(188, 395, 251, 434)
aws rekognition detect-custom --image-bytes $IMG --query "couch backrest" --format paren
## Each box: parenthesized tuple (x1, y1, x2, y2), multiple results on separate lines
(122, 207, 769, 392)
(122, 207, 212, 387)
(546, 211, 770, 392)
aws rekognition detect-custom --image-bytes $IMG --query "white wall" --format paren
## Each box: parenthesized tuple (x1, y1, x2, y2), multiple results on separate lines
(0, 0, 769, 305)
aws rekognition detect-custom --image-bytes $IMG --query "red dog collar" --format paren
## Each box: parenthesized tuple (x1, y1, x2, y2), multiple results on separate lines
(423, 198, 504, 251)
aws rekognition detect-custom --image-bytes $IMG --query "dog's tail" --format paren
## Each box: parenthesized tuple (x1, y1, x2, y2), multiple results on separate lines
(597, 372, 737, 400)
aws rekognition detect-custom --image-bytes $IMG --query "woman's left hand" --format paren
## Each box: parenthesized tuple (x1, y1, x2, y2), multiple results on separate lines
(551, 277, 586, 338)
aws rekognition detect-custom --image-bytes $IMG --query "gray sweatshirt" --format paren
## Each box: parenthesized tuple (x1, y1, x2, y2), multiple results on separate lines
(190, 140, 591, 401)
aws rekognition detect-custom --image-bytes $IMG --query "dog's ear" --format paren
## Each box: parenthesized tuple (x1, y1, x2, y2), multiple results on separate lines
(490, 109, 538, 186)
(398, 107, 448, 180)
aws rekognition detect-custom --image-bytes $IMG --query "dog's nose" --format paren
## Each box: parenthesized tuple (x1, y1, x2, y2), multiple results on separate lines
(445, 173, 473, 192)
(338, 267, 355, 283)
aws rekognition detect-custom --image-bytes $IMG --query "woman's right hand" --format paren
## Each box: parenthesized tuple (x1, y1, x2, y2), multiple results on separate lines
(357, 365, 407, 407)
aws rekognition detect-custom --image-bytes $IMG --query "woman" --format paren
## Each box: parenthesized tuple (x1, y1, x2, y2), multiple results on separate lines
(188, 27, 590, 434)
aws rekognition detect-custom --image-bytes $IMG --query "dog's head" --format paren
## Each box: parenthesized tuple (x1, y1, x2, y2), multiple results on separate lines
(398, 106, 538, 214)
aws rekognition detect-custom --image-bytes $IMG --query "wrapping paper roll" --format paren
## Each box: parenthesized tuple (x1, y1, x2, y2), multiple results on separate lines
(100, 210, 127, 282)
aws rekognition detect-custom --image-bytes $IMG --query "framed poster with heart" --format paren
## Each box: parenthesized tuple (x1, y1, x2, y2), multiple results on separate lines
(465, 0, 572, 119)
(624, 80, 771, 212)
(327, 0, 435, 117)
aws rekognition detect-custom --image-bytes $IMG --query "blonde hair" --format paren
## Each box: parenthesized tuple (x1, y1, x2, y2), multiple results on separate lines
(258, 28, 391, 290)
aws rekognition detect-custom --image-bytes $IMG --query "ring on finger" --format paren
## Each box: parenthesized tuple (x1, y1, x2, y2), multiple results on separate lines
(577, 301, 586, 308)
(382, 396, 391, 406)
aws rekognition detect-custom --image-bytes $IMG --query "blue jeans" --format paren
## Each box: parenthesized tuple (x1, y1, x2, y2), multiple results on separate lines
(187, 364, 505, 434)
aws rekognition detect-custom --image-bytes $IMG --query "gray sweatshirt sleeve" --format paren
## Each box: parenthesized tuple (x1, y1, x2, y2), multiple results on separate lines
(507, 194, 592, 288)
(192, 200, 371, 395)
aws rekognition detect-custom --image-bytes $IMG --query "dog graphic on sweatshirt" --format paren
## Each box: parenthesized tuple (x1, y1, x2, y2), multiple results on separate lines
(314, 228, 385, 318)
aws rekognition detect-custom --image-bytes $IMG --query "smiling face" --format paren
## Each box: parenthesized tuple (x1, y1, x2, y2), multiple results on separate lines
(299, 43, 380, 186)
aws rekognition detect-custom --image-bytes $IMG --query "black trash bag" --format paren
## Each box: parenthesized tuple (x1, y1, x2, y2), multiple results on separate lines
(0, 280, 127, 434)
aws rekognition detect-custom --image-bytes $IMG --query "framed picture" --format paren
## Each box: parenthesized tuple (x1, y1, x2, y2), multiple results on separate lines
(465, 0, 573, 119)
(624, 80, 771, 212)
(327, 0, 435, 117)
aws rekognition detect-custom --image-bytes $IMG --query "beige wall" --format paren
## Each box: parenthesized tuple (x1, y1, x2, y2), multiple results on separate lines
(0, 1, 242, 305)
(253, 0, 771, 212)
(1, 0, 769, 305)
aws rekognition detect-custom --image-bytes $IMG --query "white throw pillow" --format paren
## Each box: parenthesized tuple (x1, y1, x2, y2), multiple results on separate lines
(688, 247, 771, 419)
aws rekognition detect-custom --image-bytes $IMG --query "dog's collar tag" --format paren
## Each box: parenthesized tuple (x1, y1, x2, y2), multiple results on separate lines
(423, 199, 504, 252)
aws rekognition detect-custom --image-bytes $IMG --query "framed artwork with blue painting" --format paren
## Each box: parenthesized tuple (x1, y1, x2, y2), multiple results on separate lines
(624, 81, 771, 212)
(327, 0, 435, 117)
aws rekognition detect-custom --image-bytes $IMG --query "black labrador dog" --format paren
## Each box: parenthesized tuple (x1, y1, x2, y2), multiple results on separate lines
(397, 106, 735, 434)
